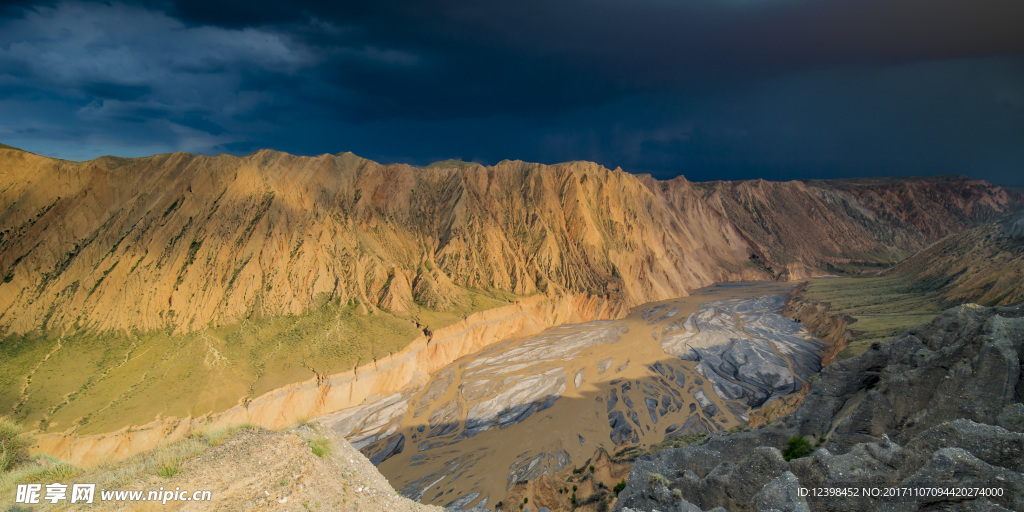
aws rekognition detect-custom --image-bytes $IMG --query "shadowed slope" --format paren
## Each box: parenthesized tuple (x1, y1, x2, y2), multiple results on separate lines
(883, 212, 1024, 307)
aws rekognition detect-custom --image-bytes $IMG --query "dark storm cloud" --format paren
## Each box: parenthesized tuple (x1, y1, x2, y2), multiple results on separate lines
(0, 0, 1022, 184)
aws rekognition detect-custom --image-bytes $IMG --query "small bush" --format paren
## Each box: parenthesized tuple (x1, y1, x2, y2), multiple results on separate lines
(157, 461, 180, 478)
(613, 479, 627, 494)
(156, 452, 182, 478)
(199, 427, 230, 446)
(309, 437, 331, 458)
(782, 435, 813, 461)
(0, 419, 31, 472)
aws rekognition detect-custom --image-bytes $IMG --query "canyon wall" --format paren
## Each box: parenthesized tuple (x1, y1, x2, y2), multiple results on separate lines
(780, 283, 858, 365)
(2, 146, 1020, 337)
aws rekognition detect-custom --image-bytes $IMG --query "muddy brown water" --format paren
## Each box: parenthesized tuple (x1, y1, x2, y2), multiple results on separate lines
(321, 281, 824, 509)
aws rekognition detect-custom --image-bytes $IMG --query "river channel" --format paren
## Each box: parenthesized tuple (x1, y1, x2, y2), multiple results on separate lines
(321, 281, 825, 509)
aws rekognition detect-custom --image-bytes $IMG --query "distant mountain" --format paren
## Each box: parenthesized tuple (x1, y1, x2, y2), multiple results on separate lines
(1, 144, 1021, 336)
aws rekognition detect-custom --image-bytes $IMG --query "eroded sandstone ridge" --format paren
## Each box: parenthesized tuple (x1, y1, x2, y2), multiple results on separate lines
(1, 145, 1020, 336)
(614, 303, 1024, 512)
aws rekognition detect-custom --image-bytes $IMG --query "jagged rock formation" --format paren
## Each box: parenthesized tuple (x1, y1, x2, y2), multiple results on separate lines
(883, 212, 1024, 307)
(0, 147, 759, 335)
(614, 303, 1024, 512)
(1, 145, 1020, 336)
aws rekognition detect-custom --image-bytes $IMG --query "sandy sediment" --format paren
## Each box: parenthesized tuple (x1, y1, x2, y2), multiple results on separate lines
(325, 282, 828, 509)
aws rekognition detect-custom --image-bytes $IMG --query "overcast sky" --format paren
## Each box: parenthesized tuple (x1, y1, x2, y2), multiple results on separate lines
(1, 0, 1022, 184)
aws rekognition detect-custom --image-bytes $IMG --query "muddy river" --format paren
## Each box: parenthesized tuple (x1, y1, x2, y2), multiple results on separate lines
(320, 281, 825, 509)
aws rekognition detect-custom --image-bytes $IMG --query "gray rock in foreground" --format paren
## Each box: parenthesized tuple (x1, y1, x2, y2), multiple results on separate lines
(615, 304, 1024, 512)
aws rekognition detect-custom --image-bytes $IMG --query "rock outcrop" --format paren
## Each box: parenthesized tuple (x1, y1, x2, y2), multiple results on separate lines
(31, 424, 444, 512)
(614, 303, 1024, 512)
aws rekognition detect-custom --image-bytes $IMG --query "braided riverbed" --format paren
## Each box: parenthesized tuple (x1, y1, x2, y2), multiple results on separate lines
(321, 281, 826, 509)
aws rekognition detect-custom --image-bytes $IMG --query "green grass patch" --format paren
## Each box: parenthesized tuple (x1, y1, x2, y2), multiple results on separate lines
(0, 286, 518, 436)
(0, 419, 30, 472)
(156, 457, 181, 478)
(0, 454, 80, 500)
(308, 437, 331, 458)
(613, 479, 627, 494)
(802, 275, 945, 359)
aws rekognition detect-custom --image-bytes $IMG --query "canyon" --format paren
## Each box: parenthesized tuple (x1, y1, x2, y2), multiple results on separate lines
(2, 143, 1024, 509)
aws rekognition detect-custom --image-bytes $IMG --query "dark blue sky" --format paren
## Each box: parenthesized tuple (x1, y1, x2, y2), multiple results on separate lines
(1, 0, 1023, 184)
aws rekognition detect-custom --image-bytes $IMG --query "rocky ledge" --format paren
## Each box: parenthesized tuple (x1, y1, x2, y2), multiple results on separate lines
(614, 303, 1024, 512)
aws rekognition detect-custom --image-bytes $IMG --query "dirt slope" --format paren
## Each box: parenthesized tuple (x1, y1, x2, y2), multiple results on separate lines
(26, 425, 443, 512)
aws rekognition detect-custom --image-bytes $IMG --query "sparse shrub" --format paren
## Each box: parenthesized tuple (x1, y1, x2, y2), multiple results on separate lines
(156, 453, 181, 478)
(199, 427, 230, 446)
(0, 419, 31, 471)
(647, 472, 670, 489)
(782, 435, 813, 461)
(613, 479, 627, 494)
(309, 437, 331, 458)
(157, 462, 180, 478)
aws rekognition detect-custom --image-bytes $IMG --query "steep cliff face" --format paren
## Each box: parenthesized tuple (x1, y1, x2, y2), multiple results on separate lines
(0, 147, 759, 336)
(2, 146, 1020, 337)
(781, 283, 858, 365)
